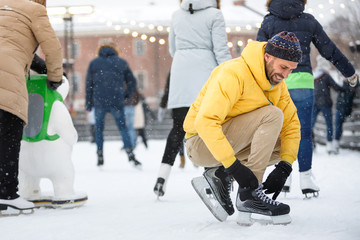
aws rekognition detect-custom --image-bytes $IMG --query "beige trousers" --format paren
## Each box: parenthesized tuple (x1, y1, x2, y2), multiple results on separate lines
(185, 106, 283, 182)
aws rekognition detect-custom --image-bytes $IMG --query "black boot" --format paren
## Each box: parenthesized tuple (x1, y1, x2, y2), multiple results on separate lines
(97, 150, 104, 166)
(126, 149, 142, 169)
(153, 177, 165, 197)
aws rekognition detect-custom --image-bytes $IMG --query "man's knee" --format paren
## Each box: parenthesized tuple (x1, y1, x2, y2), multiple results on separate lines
(264, 106, 284, 126)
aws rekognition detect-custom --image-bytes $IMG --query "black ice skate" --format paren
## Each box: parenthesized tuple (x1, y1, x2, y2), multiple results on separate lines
(126, 150, 142, 170)
(153, 177, 165, 198)
(236, 184, 291, 225)
(97, 150, 104, 166)
(191, 166, 234, 222)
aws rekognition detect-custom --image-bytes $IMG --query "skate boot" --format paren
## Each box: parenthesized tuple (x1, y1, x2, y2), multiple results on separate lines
(153, 163, 172, 198)
(0, 197, 35, 216)
(300, 169, 320, 198)
(326, 141, 336, 155)
(281, 174, 292, 194)
(191, 166, 234, 222)
(236, 184, 291, 225)
(126, 149, 142, 170)
(97, 150, 104, 166)
(179, 155, 185, 169)
(333, 140, 340, 154)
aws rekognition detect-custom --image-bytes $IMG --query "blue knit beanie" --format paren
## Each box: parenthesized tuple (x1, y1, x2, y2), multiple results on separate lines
(265, 31, 302, 63)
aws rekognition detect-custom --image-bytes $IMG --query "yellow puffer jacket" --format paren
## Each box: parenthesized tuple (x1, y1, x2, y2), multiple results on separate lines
(183, 41, 300, 168)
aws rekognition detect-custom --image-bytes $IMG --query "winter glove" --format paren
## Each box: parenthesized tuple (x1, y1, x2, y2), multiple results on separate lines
(262, 161, 292, 200)
(157, 107, 166, 123)
(225, 159, 259, 190)
(46, 79, 63, 91)
(347, 73, 359, 87)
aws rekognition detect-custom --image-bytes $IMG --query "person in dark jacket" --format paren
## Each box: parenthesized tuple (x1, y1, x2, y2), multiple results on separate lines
(334, 80, 359, 153)
(256, 0, 358, 197)
(85, 42, 141, 168)
(311, 58, 344, 154)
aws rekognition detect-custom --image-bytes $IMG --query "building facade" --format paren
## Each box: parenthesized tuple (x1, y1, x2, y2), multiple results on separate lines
(51, 30, 257, 111)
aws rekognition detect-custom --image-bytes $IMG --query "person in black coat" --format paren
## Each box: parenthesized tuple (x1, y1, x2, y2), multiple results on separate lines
(256, 0, 358, 197)
(334, 80, 359, 153)
(85, 42, 141, 168)
(311, 64, 344, 154)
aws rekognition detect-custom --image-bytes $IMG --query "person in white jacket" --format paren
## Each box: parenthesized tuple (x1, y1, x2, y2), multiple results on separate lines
(153, 0, 232, 197)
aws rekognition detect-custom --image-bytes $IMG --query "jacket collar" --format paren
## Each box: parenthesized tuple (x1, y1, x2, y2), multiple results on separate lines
(241, 41, 275, 91)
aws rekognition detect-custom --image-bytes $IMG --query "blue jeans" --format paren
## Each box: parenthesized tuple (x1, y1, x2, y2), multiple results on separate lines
(94, 107, 132, 151)
(288, 89, 314, 172)
(312, 105, 333, 141)
(335, 111, 346, 140)
(124, 105, 136, 148)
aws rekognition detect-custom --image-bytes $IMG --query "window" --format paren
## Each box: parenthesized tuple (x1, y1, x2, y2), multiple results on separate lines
(71, 72, 81, 93)
(99, 38, 113, 45)
(72, 41, 81, 58)
(134, 39, 146, 56)
(135, 71, 146, 91)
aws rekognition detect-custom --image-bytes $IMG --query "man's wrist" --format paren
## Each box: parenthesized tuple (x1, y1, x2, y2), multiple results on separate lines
(277, 161, 292, 176)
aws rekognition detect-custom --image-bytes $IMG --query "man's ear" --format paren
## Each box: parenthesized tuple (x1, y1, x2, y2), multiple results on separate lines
(264, 52, 270, 63)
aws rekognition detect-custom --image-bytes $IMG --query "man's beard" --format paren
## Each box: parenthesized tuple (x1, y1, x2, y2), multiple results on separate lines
(265, 60, 283, 85)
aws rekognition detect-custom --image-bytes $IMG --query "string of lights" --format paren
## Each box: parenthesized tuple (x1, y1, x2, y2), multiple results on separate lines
(47, 0, 357, 46)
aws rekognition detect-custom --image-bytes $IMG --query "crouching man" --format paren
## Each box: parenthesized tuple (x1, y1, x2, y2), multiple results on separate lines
(184, 31, 301, 225)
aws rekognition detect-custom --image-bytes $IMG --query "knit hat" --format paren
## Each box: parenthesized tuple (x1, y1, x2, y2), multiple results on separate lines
(265, 31, 302, 63)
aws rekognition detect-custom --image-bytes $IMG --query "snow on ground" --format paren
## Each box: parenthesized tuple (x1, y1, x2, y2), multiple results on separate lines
(2, 139, 360, 240)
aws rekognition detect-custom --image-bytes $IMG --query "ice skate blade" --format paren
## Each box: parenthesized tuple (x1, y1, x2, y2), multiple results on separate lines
(237, 212, 292, 226)
(191, 176, 228, 222)
(0, 206, 34, 217)
(302, 189, 319, 199)
(154, 188, 164, 199)
(281, 186, 290, 193)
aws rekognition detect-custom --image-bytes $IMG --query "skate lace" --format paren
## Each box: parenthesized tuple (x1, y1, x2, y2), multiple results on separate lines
(255, 184, 280, 206)
(226, 177, 234, 193)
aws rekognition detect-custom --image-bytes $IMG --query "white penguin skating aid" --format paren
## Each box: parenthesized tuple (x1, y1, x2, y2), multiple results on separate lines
(19, 75, 88, 209)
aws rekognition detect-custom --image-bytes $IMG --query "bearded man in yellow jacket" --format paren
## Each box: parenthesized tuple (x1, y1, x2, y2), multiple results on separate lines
(184, 31, 301, 225)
